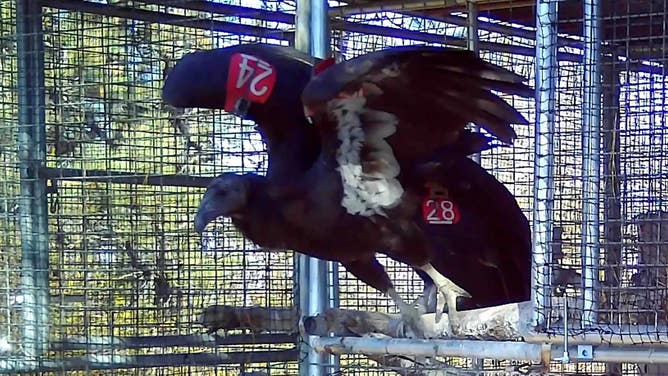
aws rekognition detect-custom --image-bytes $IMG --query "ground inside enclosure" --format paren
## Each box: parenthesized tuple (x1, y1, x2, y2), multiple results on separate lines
(0, 0, 667, 375)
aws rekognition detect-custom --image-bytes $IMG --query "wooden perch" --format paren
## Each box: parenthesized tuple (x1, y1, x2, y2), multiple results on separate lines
(302, 301, 535, 340)
(199, 299, 584, 342)
(197, 303, 548, 376)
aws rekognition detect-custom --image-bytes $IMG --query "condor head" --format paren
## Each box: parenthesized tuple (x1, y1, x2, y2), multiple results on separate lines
(195, 173, 250, 234)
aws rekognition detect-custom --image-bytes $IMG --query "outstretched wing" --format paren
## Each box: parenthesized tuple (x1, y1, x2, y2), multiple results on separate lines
(162, 43, 322, 179)
(301, 45, 533, 216)
(164, 43, 318, 112)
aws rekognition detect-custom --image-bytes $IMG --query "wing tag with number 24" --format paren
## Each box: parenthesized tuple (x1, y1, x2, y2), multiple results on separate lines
(225, 53, 277, 113)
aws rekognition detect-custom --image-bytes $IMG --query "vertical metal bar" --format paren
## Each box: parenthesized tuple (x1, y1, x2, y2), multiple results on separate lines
(581, 0, 601, 328)
(15, 0, 49, 364)
(466, 3, 484, 370)
(466, 1, 479, 55)
(466, 1, 482, 165)
(601, 55, 622, 376)
(310, 1, 340, 372)
(295, 1, 336, 375)
(532, 0, 558, 330)
(295, 3, 315, 375)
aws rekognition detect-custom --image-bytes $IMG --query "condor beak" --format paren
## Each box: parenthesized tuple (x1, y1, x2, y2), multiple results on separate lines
(194, 192, 222, 234)
(194, 205, 216, 235)
(303, 105, 315, 124)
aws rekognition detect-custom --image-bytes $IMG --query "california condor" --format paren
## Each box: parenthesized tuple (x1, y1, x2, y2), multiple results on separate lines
(163, 43, 532, 336)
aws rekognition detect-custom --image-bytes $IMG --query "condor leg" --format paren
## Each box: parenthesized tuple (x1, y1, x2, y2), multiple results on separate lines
(343, 258, 426, 338)
(417, 263, 471, 324)
(412, 269, 438, 314)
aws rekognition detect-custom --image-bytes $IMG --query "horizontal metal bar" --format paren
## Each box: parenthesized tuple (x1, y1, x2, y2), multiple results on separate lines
(329, 0, 465, 15)
(39, 0, 289, 39)
(330, 0, 535, 15)
(51, 333, 297, 350)
(41, 0, 558, 64)
(0, 349, 299, 373)
(588, 347, 668, 363)
(525, 326, 668, 346)
(138, 0, 294, 24)
(39, 167, 213, 187)
(332, 18, 578, 60)
(418, 11, 586, 50)
(334, 20, 668, 76)
(130, 0, 551, 52)
(312, 336, 668, 364)
(40, 0, 667, 77)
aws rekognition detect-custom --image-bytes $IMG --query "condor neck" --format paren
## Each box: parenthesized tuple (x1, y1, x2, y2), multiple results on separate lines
(230, 179, 292, 249)
(262, 120, 320, 183)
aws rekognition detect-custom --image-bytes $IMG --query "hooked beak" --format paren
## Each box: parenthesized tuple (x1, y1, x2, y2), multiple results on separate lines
(194, 193, 221, 234)
(303, 105, 315, 124)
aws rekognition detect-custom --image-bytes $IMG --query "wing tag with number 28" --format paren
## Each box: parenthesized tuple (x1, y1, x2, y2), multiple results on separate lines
(422, 184, 460, 225)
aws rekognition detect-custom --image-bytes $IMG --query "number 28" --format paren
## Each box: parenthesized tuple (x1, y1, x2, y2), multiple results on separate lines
(424, 199, 458, 224)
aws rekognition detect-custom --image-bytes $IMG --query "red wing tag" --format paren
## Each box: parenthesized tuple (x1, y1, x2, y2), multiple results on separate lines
(313, 57, 336, 76)
(224, 53, 277, 113)
(422, 184, 460, 225)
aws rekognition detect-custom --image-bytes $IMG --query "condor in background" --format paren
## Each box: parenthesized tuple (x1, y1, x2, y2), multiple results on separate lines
(163, 43, 532, 337)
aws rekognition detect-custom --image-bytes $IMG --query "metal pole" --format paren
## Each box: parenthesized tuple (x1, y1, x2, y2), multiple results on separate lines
(581, 0, 602, 329)
(466, 1, 479, 54)
(295, 1, 336, 375)
(15, 0, 49, 366)
(466, 1, 482, 166)
(466, 4, 483, 371)
(311, 336, 668, 365)
(532, 0, 558, 330)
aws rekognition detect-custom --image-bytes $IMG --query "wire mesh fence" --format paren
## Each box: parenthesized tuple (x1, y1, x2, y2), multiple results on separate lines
(4, 0, 668, 375)
(528, 0, 668, 350)
(3, 1, 301, 374)
(0, 0, 20, 369)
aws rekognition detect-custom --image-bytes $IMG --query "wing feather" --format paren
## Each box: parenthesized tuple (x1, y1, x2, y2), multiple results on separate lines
(302, 45, 533, 146)
(304, 45, 533, 216)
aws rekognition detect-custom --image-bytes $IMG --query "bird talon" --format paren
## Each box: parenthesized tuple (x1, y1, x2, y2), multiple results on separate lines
(413, 284, 438, 315)
(387, 288, 427, 338)
(400, 309, 426, 339)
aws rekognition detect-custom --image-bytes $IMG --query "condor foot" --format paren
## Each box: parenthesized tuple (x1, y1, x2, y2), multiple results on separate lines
(387, 288, 427, 338)
(413, 283, 438, 315)
(417, 263, 471, 337)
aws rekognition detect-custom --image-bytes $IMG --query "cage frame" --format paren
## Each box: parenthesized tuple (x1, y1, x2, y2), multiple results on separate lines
(5, 0, 668, 373)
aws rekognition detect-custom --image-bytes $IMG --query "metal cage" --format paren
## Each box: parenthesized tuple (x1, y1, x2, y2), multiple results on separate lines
(3, 0, 668, 375)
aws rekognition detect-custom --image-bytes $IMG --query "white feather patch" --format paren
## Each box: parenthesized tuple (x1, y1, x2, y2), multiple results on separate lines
(328, 96, 403, 217)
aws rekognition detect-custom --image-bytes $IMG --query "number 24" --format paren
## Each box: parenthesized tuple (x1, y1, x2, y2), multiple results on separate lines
(236, 53, 274, 96)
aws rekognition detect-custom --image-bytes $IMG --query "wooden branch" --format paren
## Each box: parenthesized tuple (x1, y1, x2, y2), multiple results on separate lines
(198, 300, 589, 342)
(199, 305, 299, 334)
(198, 303, 550, 376)
(303, 301, 534, 340)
